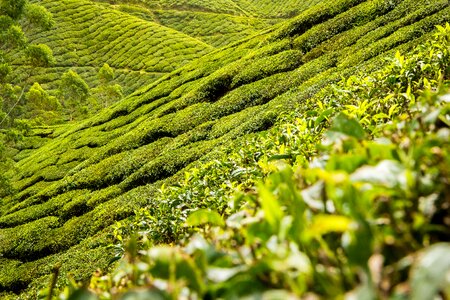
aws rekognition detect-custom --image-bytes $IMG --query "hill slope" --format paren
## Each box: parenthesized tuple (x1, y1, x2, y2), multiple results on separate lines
(0, 0, 449, 297)
(9, 0, 213, 97)
(93, 0, 326, 48)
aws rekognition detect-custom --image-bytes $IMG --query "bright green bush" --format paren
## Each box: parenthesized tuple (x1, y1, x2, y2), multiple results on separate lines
(59, 69, 90, 119)
(98, 63, 114, 83)
(25, 82, 60, 112)
(0, 24, 27, 48)
(25, 44, 55, 71)
(24, 3, 54, 30)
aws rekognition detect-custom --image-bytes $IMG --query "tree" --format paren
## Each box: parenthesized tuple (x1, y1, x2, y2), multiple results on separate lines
(98, 63, 114, 83)
(60, 70, 90, 102)
(0, 84, 23, 128)
(93, 83, 123, 108)
(25, 82, 60, 111)
(0, 25, 27, 49)
(60, 70, 90, 120)
(25, 44, 55, 67)
(24, 82, 61, 123)
(24, 3, 54, 30)
(94, 63, 123, 108)
(0, 63, 11, 83)
(0, 0, 27, 20)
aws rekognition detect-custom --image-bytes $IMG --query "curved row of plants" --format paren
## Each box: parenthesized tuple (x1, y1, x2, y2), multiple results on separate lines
(43, 24, 450, 300)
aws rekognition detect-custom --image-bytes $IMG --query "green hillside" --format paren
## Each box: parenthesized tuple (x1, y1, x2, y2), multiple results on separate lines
(109, 0, 324, 18)
(8, 0, 213, 98)
(94, 0, 324, 48)
(0, 0, 449, 298)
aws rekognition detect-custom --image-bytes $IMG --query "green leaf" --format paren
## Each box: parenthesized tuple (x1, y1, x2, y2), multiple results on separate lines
(186, 209, 224, 227)
(258, 183, 283, 231)
(411, 243, 450, 300)
(207, 266, 246, 283)
(315, 108, 334, 126)
(146, 246, 204, 293)
(329, 113, 365, 140)
(307, 214, 353, 237)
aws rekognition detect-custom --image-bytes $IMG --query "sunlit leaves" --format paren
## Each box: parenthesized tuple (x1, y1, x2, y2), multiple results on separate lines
(24, 3, 54, 30)
(25, 44, 55, 67)
(186, 209, 224, 227)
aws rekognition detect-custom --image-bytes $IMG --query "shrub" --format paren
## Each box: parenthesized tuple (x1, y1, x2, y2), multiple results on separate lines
(25, 82, 60, 112)
(26, 44, 55, 67)
(24, 3, 54, 30)
(59, 70, 90, 120)
(98, 63, 114, 83)
(0, 63, 11, 83)
(1, 25, 27, 48)
(0, 0, 27, 20)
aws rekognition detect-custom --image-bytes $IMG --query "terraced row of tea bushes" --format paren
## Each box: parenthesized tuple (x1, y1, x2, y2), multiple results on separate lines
(45, 24, 450, 299)
(303, 0, 446, 62)
(1, 0, 449, 297)
(106, 0, 326, 18)
(94, 0, 327, 48)
(234, 0, 325, 18)
(153, 10, 277, 47)
(126, 0, 248, 16)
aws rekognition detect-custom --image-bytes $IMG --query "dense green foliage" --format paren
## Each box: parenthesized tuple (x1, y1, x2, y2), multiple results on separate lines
(0, 0, 449, 298)
(0, 0, 56, 199)
(48, 24, 450, 299)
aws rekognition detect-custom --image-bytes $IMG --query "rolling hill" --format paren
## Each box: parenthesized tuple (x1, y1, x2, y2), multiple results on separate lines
(9, 0, 213, 98)
(0, 0, 449, 297)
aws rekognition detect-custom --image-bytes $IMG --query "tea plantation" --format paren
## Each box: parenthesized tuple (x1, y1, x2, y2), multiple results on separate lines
(8, 0, 214, 98)
(0, 0, 449, 298)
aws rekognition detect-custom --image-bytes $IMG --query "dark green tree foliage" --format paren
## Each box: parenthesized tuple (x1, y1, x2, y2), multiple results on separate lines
(0, 0, 26, 19)
(0, 24, 27, 48)
(25, 44, 55, 67)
